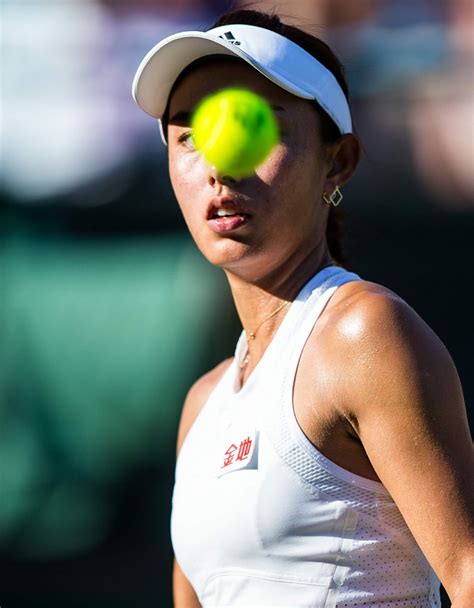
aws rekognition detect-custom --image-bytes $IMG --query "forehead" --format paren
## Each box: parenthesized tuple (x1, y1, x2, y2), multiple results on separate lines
(168, 57, 302, 115)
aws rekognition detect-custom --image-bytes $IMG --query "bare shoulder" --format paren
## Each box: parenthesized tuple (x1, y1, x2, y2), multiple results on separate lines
(324, 278, 422, 330)
(176, 358, 234, 456)
(313, 278, 463, 421)
(322, 279, 450, 366)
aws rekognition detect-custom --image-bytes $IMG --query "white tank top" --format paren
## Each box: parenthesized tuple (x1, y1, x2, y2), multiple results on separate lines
(171, 265, 441, 608)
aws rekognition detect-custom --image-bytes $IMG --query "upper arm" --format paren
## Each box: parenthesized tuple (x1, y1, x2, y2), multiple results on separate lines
(173, 559, 201, 608)
(336, 288, 473, 599)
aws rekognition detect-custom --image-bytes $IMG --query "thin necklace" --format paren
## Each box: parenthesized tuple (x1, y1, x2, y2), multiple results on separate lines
(240, 299, 291, 370)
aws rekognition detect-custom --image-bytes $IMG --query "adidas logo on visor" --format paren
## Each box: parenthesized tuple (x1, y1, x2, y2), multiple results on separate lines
(219, 31, 241, 45)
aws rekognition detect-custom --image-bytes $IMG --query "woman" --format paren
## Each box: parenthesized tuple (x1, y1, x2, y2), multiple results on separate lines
(132, 9, 474, 608)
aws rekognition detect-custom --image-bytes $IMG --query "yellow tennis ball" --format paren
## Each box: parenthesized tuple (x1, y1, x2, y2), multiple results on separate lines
(191, 87, 279, 178)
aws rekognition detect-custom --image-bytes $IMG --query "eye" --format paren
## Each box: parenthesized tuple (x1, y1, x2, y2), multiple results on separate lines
(177, 130, 195, 150)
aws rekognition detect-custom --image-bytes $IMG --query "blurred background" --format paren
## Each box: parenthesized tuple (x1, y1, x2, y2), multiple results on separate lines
(0, 0, 472, 606)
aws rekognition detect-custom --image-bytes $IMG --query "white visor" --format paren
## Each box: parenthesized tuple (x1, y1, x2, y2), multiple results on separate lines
(132, 23, 352, 144)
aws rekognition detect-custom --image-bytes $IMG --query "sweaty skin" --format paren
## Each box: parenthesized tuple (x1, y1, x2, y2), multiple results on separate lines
(168, 60, 474, 607)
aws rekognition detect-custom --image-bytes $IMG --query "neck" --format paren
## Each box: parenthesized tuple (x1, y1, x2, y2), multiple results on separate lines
(226, 245, 334, 367)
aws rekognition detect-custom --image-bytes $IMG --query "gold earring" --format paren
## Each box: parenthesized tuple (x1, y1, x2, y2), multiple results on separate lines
(323, 185, 343, 207)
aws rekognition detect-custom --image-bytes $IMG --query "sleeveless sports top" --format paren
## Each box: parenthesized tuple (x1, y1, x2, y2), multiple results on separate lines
(171, 265, 441, 608)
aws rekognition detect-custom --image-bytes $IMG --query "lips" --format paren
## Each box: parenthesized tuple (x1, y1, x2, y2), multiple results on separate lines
(207, 196, 251, 220)
(207, 196, 252, 234)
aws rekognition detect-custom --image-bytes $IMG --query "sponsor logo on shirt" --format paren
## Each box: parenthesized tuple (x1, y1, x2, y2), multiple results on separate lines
(217, 425, 258, 476)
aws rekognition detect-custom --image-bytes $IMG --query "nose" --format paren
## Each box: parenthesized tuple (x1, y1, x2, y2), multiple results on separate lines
(208, 165, 239, 188)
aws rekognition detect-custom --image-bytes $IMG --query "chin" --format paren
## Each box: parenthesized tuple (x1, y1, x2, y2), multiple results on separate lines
(200, 238, 252, 269)
(206, 243, 286, 285)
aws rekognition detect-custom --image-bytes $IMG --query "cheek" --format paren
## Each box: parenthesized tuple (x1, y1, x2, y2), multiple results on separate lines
(256, 140, 320, 206)
(254, 139, 327, 248)
(170, 149, 197, 190)
(169, 151, 205, 214)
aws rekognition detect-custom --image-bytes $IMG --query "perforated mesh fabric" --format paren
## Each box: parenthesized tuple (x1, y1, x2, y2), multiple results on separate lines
(337, 598, 439, 608)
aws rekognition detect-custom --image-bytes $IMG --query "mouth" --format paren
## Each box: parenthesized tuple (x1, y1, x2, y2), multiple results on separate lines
(207, 196, 251, 220)
(207, 197, 252, 233)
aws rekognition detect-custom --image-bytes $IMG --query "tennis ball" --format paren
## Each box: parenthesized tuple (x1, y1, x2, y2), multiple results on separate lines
(191, 87, 279, 178)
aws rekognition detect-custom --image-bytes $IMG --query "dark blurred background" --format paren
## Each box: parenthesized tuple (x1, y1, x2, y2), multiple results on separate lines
(0, 0, 472, 606)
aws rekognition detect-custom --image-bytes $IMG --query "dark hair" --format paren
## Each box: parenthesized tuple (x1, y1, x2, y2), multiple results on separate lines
(210, 9, 351, 267)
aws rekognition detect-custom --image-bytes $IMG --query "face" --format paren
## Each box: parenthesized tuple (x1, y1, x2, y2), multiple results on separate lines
(167, 59, 340, 283)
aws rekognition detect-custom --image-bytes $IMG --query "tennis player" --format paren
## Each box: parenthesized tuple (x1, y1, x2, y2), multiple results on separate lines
(133, 9, 474, 608)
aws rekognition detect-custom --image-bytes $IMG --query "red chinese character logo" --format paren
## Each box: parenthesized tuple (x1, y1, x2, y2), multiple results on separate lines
(221, 437, 253, 469)
(236, 437, 252, 461)
(222, 443, 237, 468)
